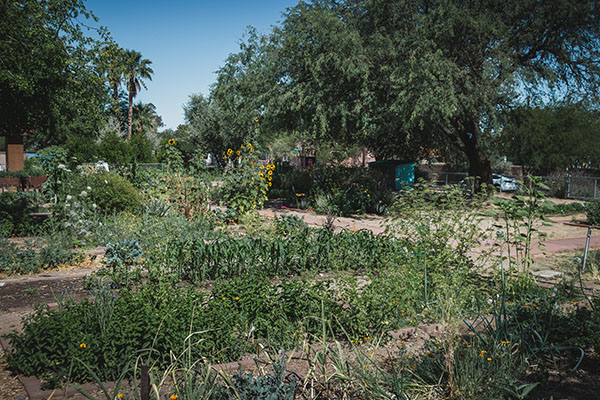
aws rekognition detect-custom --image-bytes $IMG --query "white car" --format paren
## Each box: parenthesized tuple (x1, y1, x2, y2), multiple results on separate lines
(492, 174, 519, 192)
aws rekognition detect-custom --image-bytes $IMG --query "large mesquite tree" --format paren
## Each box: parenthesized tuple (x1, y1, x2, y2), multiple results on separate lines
(264, 0, 600, 185)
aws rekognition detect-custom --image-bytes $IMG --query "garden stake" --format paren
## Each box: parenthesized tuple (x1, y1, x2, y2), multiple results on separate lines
(582, 225, 593, 273)
(140, 364, 150, 400)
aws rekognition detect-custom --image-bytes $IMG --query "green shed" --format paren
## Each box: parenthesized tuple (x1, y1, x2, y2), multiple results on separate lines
(368, 160, 415, 190)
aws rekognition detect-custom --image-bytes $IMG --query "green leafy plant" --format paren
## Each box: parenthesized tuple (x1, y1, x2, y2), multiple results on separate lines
(586, 200, 600, 225)
(218, 143, 274, 217)
(89, 171, 142, 213)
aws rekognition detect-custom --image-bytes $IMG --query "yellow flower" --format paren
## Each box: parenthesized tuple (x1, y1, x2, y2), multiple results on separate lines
(259, 172, 264, 178)
(267, 170, 273, 176)
(118, 394, 124, 399)
(268, 176, 272, 181)
(227, 148, 234, 156)
(260, 164, 265, 170)
(487, 357, 492, 361)
(254, 116, 259, 123)
(170, 395, 179, 400)
(168, 138, 175, 146)
(236, 150, 240, 156)
(222, 297, 226, 301)
(268, 182, 272, 187)
(235, 296, 240, 301)
(246, 142, 252, 147)
(80, 343, 86, 348)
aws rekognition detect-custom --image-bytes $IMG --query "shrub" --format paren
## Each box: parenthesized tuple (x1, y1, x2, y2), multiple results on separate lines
(218, 143, 274, 217)
(586, 200, 600, 225)
(0, 191, 44, 236)
(89, 172, 141, 213)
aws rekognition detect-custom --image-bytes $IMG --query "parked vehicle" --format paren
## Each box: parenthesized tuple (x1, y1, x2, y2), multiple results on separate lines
(492, 174, 519, 192)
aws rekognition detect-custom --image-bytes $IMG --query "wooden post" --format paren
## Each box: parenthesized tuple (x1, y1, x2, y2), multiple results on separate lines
(140, 365, 150, 400)
(6, 134, 24, 171)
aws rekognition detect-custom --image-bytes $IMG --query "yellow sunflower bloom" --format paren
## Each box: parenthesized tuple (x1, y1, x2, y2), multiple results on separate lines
(227, 148, 233, 156)
(254, 116, 259, 123)
(260, 164, 265, 170)
(267, 170, 273, 176)
(168, 138, 175, 146)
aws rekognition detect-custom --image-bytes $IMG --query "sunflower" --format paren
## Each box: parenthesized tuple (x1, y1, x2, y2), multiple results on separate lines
(168, 138, 175, 146)
(267, 170, 273, 176)
(254, 116, 259, 123)
(227, 148, 234, 156)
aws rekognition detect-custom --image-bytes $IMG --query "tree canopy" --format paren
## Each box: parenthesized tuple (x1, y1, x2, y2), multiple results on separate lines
(502, 103, 600, 174)
(0, 0, 112, 147)
(206, 0, 600, 183)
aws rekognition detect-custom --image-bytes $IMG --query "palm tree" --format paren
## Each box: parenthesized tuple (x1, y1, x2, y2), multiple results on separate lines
(123, 50, 153, 139)
(132, 102, 163, 135)
(100, 43, 126, 120)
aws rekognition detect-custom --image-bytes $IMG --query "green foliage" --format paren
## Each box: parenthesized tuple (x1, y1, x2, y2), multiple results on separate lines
(0, 0, 110, 146)
(0, 191, 43, 236)
(6, 283, 212, 387)
(211, 0, 600, 186)
(147, 227, 404, 283)
(503, 104, 600, 174)
(492, 176, 552, 276)
(218, 144, 273, 217)
(98, 131, 133, 165)
(89, 172, 141, 214)
(271, 164, 395, 216)
(65, 135, 100, 163)
(0, 238, 80, 275)
(586, 200, 600, 225)
(101, 240, 144, 286)
(228, 360, 296, 400)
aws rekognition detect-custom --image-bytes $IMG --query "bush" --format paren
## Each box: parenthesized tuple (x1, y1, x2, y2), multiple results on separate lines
(586, 200, 600, 225)
(89, 172, 141, 213)
(0, 191, 44, 236)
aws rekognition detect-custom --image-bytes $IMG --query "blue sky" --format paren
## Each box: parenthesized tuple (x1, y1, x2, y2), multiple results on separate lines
(86, 0, 298, 130)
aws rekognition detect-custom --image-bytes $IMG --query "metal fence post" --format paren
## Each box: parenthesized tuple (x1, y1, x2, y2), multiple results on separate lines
(595, 178, 598, 200)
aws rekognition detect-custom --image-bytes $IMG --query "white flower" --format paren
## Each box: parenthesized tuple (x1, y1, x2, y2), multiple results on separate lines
(86, 186, 92, 191)
(104, 180, 108, 184)
(66, 195, 72, 201)
(65, 203, 70, 207)
(58, 164, 67, 170)
(92, 203, 97, 209)
(57, 180, 62, 185)
(80, 191, 87, 198)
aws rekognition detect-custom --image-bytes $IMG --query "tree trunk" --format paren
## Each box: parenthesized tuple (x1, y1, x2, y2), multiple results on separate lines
(128, 89, 133, 139)
(460, 119, 492, 190)
(113, 81, 120, 120)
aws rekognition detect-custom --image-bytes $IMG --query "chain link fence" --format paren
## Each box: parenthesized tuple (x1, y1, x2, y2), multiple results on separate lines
(425, 171, 599, 201)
